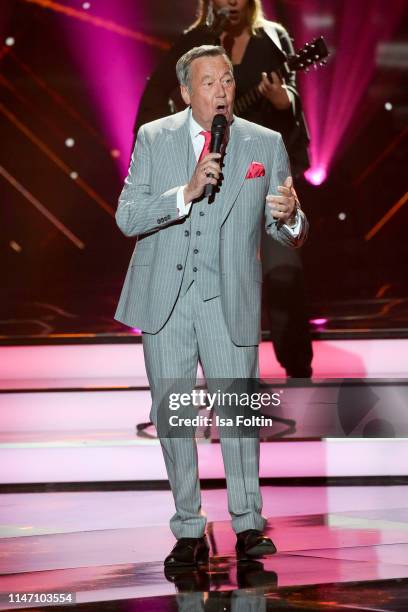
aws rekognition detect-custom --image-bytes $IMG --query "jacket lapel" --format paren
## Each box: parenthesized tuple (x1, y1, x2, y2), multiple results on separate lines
(220, 117, 255, 224)
(164, 108, 190, 188)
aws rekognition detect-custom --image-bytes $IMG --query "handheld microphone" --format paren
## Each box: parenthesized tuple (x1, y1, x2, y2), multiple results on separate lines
(204, 113, 227, 198)
(210, 7, 230, 37)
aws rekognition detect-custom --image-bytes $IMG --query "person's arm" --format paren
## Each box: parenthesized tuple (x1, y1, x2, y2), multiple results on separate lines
(276, 26, 298, 106)
(264, 134, 308, 247)
(116, 128, 222, 237)
(266, 24, 311, 175)
(116, 126, 182, 237)
(279, 27, 311, 175)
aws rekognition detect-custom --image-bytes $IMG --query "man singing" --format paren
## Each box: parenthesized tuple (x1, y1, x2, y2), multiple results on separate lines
(115, 45, 308, 568)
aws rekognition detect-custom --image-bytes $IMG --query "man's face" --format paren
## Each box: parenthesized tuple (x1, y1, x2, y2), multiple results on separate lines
(181, 54, 235, 130)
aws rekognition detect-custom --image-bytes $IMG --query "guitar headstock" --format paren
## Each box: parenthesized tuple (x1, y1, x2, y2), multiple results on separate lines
(287, 36, 329, 73)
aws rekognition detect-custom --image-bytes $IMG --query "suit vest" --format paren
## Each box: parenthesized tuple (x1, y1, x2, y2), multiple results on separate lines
(180, 136, 225, 300)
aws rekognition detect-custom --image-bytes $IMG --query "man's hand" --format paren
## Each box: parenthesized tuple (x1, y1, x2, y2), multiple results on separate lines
(184, 153, 222, 203)
(266, 176, 298, 226)
(258, 71, 291, 110)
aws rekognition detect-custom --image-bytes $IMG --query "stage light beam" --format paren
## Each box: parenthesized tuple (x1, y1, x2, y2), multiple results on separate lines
(22, 0, 169, 50)
(0, 165, 85, 249)
(290, 0, 406, 182)
(365, 191, 408, 241)
(305, 166, 327, 186)
(0, 102, 114, 216)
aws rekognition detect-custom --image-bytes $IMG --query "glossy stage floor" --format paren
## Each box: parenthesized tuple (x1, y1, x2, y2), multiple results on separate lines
(1, 338, 408, 610)
(1, 485, 408, 610)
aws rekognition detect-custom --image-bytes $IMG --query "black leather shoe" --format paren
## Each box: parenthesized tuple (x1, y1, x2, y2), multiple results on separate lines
(236, 529, 277, 559)
(164, 567, 210, 591)
(237, 560, 278, 588)
(164, 536, 210, 568)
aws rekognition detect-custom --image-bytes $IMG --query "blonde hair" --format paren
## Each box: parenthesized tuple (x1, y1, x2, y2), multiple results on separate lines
(191, 0, 265, 36)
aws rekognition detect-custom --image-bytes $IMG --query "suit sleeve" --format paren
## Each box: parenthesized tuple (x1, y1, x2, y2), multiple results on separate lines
(115, 126, 180, 237)
(264, 133, 308, 248)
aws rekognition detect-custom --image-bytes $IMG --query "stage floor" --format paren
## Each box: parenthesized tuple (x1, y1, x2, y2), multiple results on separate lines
(0, 484, 408, 610)
(1, 338, 407, 608)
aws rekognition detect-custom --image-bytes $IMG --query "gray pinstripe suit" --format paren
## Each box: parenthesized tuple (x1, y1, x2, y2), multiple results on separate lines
(115, 108, 308, 538)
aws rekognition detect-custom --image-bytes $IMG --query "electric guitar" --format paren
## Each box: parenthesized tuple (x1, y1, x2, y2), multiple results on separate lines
(234, 36, 329, 116)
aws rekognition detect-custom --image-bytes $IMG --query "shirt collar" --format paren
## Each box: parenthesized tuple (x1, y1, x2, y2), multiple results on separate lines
(189, 110, 206, 139)
(189, 108, 233, 140)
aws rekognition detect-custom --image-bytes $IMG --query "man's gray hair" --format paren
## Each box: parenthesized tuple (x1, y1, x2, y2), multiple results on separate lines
(176, 45, 233, 91)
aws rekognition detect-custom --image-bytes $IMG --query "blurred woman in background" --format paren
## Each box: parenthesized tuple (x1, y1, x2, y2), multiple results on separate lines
(134, 0, 310, 175)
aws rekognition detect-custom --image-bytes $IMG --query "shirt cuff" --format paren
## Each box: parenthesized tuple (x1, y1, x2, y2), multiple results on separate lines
(284, 209, 301, 236)
(177, 186, 192, 218)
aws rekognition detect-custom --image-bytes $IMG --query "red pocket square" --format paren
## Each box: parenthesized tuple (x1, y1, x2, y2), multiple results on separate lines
(245, 162, 265, 179)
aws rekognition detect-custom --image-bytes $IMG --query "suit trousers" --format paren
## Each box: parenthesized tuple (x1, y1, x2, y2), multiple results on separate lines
(142, 282, 266, 538)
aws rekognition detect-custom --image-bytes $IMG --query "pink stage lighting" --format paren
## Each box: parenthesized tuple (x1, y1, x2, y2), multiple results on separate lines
(310, 318, 328, 326)
(59, 2, 157, 177)
(305, 167, 327, 186)
(285, 0, 407, 183)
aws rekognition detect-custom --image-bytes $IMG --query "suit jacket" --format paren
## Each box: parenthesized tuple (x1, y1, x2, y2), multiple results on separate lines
(115, 108, 308, 346)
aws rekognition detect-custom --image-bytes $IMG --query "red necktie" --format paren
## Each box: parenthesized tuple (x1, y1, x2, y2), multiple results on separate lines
(198, 130, 212, 162)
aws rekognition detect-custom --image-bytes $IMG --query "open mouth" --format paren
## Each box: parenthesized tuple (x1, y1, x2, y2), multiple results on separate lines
(216, 104, 227, 113)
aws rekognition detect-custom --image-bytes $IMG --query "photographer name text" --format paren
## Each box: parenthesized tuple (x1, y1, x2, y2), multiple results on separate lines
(168, 414, 273, 427)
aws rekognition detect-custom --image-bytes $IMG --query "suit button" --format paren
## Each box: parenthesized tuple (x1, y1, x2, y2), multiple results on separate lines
(193, 267, 198, 272)
(184, 230, 189, 237)
(199, 211, 205, 216)
(157, 219, 161, 224)
(193, 249, 199, 254)
(196, 231, 201, 236)
(177, 264, 183, 271)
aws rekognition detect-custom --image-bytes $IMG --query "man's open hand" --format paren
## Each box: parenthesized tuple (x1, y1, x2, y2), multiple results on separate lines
(266, 176, 298, 226)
